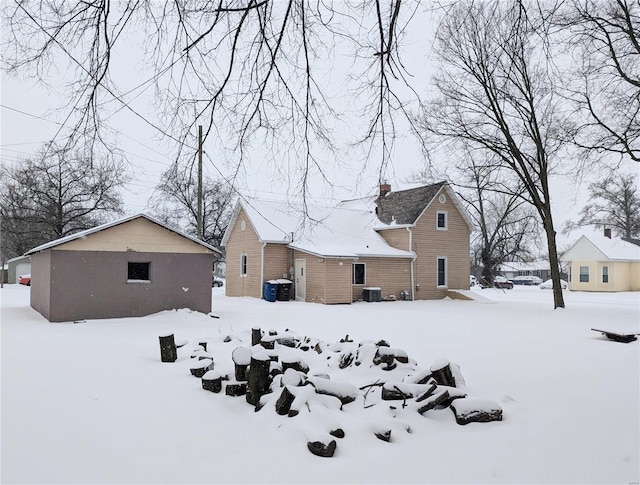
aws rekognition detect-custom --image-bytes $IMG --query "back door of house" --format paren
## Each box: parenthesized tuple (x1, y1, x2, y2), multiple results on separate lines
(295, 259, 306, 301)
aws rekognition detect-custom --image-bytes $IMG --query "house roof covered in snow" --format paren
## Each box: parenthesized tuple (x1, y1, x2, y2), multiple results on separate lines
(25, 214, 221, 255)
(499, 260, 551, 272)
(223, 198, 415, 259)
(222, 181, 473, 259)
(562, 230, 640, 262)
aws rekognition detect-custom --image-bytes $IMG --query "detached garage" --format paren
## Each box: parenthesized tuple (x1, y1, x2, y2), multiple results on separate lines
(25, 214, 220, 322)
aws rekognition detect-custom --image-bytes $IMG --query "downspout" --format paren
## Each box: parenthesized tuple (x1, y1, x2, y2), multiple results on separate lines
(407, 227, 415, 301)
(260, 242, 267, 298)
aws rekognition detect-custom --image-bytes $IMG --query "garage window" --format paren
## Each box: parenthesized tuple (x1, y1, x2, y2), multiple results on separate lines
(128, 262, 150, 282)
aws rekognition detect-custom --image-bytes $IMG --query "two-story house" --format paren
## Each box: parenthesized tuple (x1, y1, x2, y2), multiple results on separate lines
(221, 182, 472, 303)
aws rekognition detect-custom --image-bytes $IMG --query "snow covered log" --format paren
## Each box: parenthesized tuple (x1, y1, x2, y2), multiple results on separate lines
(159, 334, 177, 362)
(190, 358, 213, 378)
(202, 370, 222, 393)
(375, 430, 392, 442)
(450, 398, 503, 425)
(251, 327, 262, 346)
(225, 382, 247, 397)
(246, 352, 272, 406)
(382, 382, 435, 401)
(281, 356, 309, 374)
(198, 341, 208, 351)
(430, 358, 456, 387)
(232, 347, 252, 381)
(416, 389, 450, 414)
(275, 386, 296, 415)
(307, 439, 336, 458)
(306, 376, 359, 405)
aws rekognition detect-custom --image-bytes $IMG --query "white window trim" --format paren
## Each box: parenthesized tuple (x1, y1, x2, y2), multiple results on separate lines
(241, 253, 248, 277)
(436, 210, 448, 230)
(437, 256, 448, 288)
(352, 262, 366, 285)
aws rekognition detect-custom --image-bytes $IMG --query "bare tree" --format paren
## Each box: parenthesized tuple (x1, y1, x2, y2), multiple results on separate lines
(0, 144, 127, 256)
(149, 163, 235, 250)
(421, 0, 571, 308)
(2, 1, 424, 202)
(457, 158, 540, 285)
(557, 0, 640, 163)
(567, 173, 640, 238)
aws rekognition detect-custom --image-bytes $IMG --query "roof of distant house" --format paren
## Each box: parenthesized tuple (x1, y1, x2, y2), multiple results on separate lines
(562, 230, 640, 262)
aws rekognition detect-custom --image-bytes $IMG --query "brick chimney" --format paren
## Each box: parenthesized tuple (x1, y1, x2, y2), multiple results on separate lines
(604, 227, 612, 239)
(379, 182, 391, 198)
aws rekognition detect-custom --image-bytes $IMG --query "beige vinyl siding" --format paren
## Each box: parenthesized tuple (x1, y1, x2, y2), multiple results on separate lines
(324, 259, 353, 304)
(58, 218, 212, 254)
(350, 257, 412, 301)
(378, 227, 411, 251)
(411, 187, 470, 299)
(569, 260, 640, 292)
(293, 251, 328, 303)
(264, 245, 292, 281)
(225, 208, 266, 298)
(631, 262, 640, 291)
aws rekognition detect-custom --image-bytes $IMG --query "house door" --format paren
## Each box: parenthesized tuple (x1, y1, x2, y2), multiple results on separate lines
(295, 259, 306, 301)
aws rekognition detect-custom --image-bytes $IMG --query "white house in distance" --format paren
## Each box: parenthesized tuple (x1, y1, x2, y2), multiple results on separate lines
(562, 229, 640, 292)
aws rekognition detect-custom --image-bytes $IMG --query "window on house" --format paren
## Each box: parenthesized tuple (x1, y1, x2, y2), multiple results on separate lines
(579, 266, 589, 283)
(241, 254, 248, 277)
(352, 263, 365, 285)
(128, 262, 150, 281)
(437, 257, 447, 287)
(436, 211, 448, 230)
(602, 266, 609, 283)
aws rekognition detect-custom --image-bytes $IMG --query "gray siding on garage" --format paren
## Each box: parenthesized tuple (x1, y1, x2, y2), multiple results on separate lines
(31, 250, 213, 322)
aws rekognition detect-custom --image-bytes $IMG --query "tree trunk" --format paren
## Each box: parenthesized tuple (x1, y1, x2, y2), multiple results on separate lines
(542, 207, 565, 309)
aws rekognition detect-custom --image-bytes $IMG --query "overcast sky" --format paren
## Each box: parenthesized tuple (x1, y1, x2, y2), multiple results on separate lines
(1, 5, 636, 249)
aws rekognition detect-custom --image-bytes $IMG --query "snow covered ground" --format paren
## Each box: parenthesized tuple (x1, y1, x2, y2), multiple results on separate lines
(1, 284, 638, 484)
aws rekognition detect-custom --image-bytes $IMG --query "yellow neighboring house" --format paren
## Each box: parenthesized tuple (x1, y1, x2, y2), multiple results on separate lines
(562, 230, 640, 292)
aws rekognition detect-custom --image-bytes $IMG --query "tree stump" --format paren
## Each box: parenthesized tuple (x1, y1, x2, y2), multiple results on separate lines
(225, 382, 247, 397)
(199, 341, 208, 351)
(246, 352, 272, 406)
(251, 327, 262, 346)
(232, 347, 252, 381)
(375, 430, 392, 442)
(430, 358, 456, 387)
(275, 386, 296, 415)
(281, 357, 309, 374)
(190, 358, 213, 378)
(159, 334, 177, 362)
(329, 428, 345, 439)
(202, 370, 222, 393)
(307, 440, 336, 458)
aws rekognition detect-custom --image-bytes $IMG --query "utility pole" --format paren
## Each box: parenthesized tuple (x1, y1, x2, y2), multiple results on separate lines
(197, 125, 203, 240)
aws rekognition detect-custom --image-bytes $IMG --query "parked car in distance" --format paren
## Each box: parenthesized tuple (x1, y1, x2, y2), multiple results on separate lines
(18, 274, 31, 286)
(539, 279, 568, 289)
(511, 275, 543, 286)
(212, 276, 224, 287)
(492, 276, 514, 289)
(470, 275, 479, 287)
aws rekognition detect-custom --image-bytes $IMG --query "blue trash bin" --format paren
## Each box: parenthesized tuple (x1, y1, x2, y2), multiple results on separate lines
(263, 282, 277, 302)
